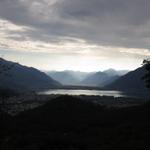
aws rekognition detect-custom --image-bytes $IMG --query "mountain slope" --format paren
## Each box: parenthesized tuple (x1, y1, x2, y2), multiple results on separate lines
(105, 67, 148, 91)
(0, 58, 61, 90)
(81, 71, 119, 87)
(103, 69, 129, 76)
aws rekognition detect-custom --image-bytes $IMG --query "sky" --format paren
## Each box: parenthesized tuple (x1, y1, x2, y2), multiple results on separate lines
(0, 0, 150, 72)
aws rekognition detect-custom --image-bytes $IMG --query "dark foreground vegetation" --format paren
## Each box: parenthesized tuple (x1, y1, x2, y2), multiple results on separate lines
(0, 95, 150, 150)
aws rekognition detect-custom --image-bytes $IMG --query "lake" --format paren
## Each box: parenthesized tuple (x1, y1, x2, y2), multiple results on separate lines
(38, 89, 131, 97)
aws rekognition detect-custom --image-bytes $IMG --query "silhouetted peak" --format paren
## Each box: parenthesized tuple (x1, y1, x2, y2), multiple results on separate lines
(105, 66, 148, 91)
(0, 58, 61, 90)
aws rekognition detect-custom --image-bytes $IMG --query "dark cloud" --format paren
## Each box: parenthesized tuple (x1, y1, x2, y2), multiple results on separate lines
(0, 0, 150, 50)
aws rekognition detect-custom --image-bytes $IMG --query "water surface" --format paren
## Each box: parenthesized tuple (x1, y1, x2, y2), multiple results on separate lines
(39, 89, 128, 97)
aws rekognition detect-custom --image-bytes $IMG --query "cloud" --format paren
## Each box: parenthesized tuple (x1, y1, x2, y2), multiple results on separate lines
(0, 0, 150, 60)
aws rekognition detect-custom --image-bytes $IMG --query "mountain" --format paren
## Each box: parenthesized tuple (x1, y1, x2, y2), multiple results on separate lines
(81, 71, 120, 87)
(0, 58, 61, 90)
(103, 69, 129, 76)
(46, 69, 127, 87)
(117, 70, 130, 76)
(66, 70, 93, 81)
(105, 66, 148, 92)
(46, 70, 91, 85)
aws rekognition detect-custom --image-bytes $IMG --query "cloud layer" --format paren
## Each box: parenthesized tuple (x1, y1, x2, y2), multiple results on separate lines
(0, 0, 150, 70)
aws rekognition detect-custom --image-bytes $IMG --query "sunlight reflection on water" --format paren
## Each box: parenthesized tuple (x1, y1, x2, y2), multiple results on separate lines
(38, 89, 128, 97)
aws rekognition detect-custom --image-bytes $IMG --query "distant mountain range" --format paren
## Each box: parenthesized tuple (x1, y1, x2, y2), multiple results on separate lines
(105, 67, 148, 92)
(0, 58, 61, 90)
(103, 69, 129, 76)
(1, 58, 148, 92)
(81, 71, 119, 87)
(46, 70, 93, 85)
(46, 69, 129, 87)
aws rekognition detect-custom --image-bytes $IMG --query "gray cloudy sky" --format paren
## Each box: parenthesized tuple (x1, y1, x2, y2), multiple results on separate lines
(0, 0, 150, 71)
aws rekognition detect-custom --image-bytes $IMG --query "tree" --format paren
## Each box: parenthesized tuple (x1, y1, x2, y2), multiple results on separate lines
(142, 59, 150, 89)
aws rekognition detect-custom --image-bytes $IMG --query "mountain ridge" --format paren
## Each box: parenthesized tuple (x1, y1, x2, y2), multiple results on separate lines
(105, 66, 148, 92)
(46, 69, 129, 86)
(81, 71, 120, 87)
(0, 58, 61, 90)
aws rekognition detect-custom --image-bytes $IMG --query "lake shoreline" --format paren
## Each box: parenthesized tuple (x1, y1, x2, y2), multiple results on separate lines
(38, 88, 150, 99)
